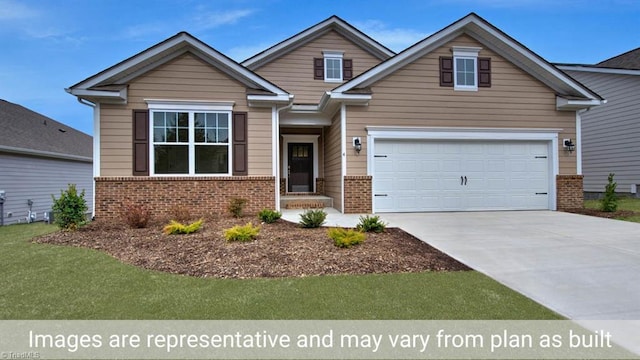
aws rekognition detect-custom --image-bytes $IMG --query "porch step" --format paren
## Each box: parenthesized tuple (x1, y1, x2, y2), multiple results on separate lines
(280, 195, 333, 209)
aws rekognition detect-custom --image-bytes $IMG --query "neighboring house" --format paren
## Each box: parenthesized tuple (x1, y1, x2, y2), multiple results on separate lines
(0, 99, 93, 225)
(558, 48, 640, 197)
(67, 13, 602, 219)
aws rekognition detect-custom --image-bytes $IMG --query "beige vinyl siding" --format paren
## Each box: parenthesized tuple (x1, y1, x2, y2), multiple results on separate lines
(100, 52, 272, 176)
(346, 34, 576, 176)
(323, 112, 342, 211)
(254, 30, 383, 104)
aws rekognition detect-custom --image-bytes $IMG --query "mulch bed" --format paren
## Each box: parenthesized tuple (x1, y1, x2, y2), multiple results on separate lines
(563, 208, 638, 219)
(34, 216, 470, 279)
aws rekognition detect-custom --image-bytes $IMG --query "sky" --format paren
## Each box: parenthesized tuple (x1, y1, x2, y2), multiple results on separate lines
(1, 0, 638, 136)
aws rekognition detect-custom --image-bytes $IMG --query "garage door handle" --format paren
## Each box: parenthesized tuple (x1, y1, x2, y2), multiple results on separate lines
(374, 194, 388, 197)
(461, 176, 464, 185)
(464, 176, 467, 185)
(536, 192, 548, 195)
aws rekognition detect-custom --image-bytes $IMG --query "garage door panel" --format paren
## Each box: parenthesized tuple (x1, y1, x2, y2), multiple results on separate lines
(373, 139, 550, 212)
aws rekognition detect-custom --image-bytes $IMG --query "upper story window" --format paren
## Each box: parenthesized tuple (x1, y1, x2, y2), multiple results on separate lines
(439, 46, 491, 90)
(314, 51, 353, 82)
(148, 102, 233, 175)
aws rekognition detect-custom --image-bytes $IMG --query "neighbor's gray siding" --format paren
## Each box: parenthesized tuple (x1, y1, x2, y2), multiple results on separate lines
(0, 153, 93, 225)
(565, 70, 640, 194)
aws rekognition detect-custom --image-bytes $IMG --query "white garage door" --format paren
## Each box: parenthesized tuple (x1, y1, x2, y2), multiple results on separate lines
(373, 140, 550, 212)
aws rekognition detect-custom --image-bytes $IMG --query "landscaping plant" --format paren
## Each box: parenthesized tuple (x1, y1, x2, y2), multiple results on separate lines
(163, 219, 203, 235)
(258, 209, 282, 224)
(299, 209, 327, 228)
(356, 215, 387, 233)
(121, 203, 151, 228)
(51, 184, 88, 231)
(328, 227, 366, 248)
(228, 198, 248, 218)
(600, 173, 618, 213)
(224, 222, 260, 242)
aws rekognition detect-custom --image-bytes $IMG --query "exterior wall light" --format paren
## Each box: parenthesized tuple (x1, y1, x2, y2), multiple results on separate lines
(353, 137, 362, 154)
(563, 139, 575, 153)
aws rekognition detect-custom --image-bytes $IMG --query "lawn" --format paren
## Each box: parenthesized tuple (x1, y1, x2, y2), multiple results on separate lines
(584, 197, 640, 223)
(0, 222, 561, 320)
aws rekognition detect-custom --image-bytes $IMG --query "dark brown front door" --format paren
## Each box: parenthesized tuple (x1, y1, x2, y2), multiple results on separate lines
(288, 143, 313, 192)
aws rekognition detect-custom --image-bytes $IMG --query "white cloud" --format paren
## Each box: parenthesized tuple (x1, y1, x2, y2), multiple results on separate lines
(0, 0, 38, 20)
(193, 9, 255, 31)
(354, 20, 430, 52)
(225, 42, 274, 62)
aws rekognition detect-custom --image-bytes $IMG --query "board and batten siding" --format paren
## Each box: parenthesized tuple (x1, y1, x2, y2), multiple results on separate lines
(345, 34, 577, 176)
(100, 52, 272, 177)
(323, 112, 342, 211)
(0, 153, 93, 225)
(253, 30, 384, 104)
(565, 70, 640, 193)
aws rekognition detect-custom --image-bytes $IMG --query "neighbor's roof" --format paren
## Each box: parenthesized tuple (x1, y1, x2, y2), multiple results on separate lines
(597, 47, 640, 70)
(0, 99, 92, 162)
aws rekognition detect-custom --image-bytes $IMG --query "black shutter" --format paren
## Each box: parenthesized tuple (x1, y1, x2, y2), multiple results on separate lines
(232, 112, 248, 176)
(343, 58, 353, 80)
(313, 58, 324, 80)
(478, 57, 491, 87)
(132, 110, 149, 176)
(439, 57, 454, 87)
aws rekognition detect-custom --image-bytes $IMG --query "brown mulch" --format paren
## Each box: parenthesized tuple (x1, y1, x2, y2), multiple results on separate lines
(34, 216, 469, 279)
(563, 208, 638, 219)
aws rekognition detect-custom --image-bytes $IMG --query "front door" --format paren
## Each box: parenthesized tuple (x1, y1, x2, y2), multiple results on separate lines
(288, 143, 313, 192)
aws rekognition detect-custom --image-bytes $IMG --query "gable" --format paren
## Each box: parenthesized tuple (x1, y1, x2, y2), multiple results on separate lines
(254, 29, 385, 104)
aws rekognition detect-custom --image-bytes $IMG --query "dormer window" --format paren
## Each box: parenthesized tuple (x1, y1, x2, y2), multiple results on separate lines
(314, 51, 353, 82)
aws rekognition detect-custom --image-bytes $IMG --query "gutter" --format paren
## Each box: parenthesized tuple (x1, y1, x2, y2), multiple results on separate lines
(0, 145, 92, 163)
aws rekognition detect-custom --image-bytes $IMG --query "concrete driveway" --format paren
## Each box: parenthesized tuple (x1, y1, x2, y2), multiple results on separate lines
(381, 211, 640, 320)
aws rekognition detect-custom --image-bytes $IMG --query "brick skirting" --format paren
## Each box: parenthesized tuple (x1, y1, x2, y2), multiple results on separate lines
(95, 176, 275, 220)
(556, 175, 584, 210)
(344, 175, 372, 214)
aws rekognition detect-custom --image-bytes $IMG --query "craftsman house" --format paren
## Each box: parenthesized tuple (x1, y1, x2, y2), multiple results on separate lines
(67, 13, 602, 218)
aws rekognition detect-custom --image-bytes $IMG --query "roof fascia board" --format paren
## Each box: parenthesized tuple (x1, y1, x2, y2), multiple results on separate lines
(67, 88, 128, 103)
(557, 65, 640, 76)
(556, 96, 604, 111)
(0, 145, 92, 163)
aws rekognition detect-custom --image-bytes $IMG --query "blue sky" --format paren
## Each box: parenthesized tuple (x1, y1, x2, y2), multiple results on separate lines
(1, 0, 638, 136)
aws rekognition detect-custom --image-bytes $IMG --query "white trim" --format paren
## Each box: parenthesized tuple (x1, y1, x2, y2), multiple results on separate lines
(281, 135, 320, 193)
(340, 104, 347, 213)
(146, 99, 234, 111)
(576, 110, 584, 175)
(557, 65, 640, 76)
(324, 52, 344, 82)
(366, 126, 560, 212)
(272, 106, 280, 211)
(93, 103, 100, 218)
(453, 56, 478, 91)
(556, 97, 604, 111)
(68, 88, 127, 103)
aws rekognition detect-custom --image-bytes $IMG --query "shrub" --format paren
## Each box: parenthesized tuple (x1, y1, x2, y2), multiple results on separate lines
(51, 184, 88, 231)
(600, 173, 618, 213)
(170, 204, 192, 222)
(121, 203, 151, 229)
(328, 227, 366, 248)
(224, 222, 260, 242)
(299, 209, 327, 228)
(163, 219, 203, 235)
(356, 215, 387, 233)
(258, 208, 282, 224)
(228, 198, 248, 218)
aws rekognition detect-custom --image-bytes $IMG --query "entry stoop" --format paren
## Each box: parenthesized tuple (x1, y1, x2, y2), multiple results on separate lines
(280, 195, 333, 209)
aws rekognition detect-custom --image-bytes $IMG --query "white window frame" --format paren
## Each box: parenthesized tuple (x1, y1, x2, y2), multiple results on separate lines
(452, 46, 481, 91)
(146, 100, 234, 176)
(323, 50, 344, 82)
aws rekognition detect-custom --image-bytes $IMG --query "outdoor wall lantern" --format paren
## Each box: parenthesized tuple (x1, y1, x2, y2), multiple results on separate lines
(353, 137, 362, 154)
(563, 139, 575, 153)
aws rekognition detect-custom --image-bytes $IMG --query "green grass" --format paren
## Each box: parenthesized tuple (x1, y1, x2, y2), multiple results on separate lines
(0, 223, 561, 320)
(585, 197, 640, 222)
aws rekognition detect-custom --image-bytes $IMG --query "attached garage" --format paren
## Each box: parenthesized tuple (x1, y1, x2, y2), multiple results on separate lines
(368, 129, 559, 213)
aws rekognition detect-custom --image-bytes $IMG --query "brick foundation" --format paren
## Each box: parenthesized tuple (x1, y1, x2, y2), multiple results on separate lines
(315, 178, 325, 195)
(556, 175, 584, 210)
(95, 176, 275, 220)
(343, 175, 372, 214)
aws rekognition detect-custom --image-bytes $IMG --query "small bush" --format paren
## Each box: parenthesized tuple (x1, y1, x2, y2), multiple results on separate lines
(328, 227, 366, 248)
(121, 203, 151, 228)
(228, 198, 248, 218)
(224, 222, 260, 242)
(600, 173, 618, 213)
(51, 184, 88, 231)
(299, 209, 327, 228)
(163, 219, 203, 235)
(356, 215, 387, 233)
(170, 204, 192, 222)
(258, 208, 282, 224)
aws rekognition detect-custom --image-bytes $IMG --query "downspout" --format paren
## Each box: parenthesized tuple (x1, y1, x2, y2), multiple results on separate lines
(75, 96, 98, 219)
(274, 96, 295, 211)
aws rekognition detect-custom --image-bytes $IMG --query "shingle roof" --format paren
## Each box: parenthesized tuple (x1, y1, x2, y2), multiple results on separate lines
(0, 99, 92, 161)
(597, 47, 640, 70)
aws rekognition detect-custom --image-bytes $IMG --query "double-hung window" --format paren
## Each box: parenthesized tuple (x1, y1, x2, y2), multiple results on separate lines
(323, 51, 344, 82)
(149, 102, 232, 175)
(452, 46, 482, 91)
